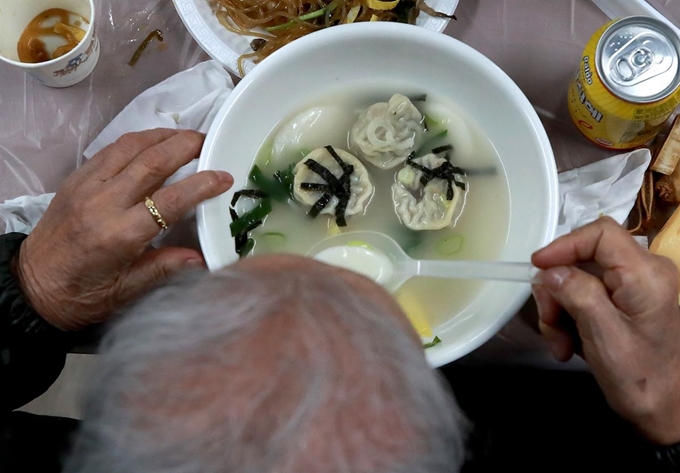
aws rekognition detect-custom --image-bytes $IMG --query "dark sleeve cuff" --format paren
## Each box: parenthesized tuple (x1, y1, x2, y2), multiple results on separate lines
(0, 232, 73, 411)
(0, 233, 70, 343)
(636, 440, 680, 473)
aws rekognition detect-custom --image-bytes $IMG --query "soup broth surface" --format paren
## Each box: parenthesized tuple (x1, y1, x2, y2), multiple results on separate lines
(238, 82, 511, 332)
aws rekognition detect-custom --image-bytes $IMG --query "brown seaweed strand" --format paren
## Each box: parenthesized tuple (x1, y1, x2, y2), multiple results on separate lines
(128, 29, 164, 67)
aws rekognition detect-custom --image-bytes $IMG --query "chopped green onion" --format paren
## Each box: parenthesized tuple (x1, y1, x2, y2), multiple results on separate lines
(423, 336, 441, 349)
(266, 2, 338, 32)
(249, 165, 292, 202)
(397, 167, 416, 185)
(274, 164, 296, 200)
(230, 199, 272, 237)
(437, 235, 463, 255)
(262, 232, 286, 250)
(347, 240, 372, 249)
(416, 129, 447, 156)
(240, 238, 255, 257)
(400, 228, 423, 256)
(423, 113, 444, 132)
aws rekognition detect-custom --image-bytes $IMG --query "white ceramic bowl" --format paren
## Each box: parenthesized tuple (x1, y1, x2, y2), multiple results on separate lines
(197, 22, 559, 367)
(172, 0, 459, 76)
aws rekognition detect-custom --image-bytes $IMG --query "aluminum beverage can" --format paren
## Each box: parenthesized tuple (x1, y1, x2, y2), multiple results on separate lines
(568, 16, 680, 150)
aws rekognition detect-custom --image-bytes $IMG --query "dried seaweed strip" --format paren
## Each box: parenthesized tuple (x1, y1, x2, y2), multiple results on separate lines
(300, 183, 330, 192)
(231, 189, 267, 207)
(324, 145, 353, 175)
(431, 144, 453, 155)
(302, 148, 354, 226)
(335, 200, 348, 227)
(304, 159, 342, 190)
(407, 158, 467, 201)
(309, 192, 332, 217)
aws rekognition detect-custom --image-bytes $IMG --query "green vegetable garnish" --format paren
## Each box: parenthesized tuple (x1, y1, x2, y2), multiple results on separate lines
(274, 164, 296, 200)
(261, 232, 287, 251)
(249, 165, 294, 202)
(401, 229, 423, 256)
(424, 113, 444, 132)
(240, 238, 255, 257)
(229, 199, 272, 237)
(423, 336, 441, 349)
(416, 129, 447, 156)
(437, 235, 463, 255)
(266, 0, 340, 32)
(347, 240, 372, 249)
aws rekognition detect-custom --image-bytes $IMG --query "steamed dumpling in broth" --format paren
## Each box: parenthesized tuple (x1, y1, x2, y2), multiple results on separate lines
(392, 152, 465, 231)
(350, 94, 424, 169)
(271, 106, 356, 166)
(230, 84, 510, 338)
(293, 146, 374, 223)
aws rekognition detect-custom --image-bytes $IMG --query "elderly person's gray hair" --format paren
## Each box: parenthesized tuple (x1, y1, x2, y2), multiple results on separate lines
(64, 258, 468, 473)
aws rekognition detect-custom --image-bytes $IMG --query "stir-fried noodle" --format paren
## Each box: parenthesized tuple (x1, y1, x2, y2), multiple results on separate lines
(211, 0, 454, 75)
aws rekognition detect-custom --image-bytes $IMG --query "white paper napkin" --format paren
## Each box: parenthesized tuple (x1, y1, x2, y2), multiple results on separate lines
(84, 60, 234, 186)
(0, 193, 55, 234)
(556, 148, 651, 238)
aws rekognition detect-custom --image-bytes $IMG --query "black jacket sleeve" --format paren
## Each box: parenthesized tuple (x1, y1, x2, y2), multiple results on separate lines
(0, 233, 72, 412)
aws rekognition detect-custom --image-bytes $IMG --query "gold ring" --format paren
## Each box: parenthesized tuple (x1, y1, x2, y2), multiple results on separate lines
(144, 197, 168, 230)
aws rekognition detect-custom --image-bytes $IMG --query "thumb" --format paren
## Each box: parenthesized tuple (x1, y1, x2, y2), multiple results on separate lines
(118, 247, 206, 301)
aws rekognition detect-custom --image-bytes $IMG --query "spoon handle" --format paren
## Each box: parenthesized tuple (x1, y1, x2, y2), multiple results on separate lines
(410, 260, 539, 283)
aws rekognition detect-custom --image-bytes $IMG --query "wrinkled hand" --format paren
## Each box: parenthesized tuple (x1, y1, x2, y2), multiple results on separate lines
(532, 217, 680, 445)
(15, 129, 233, 332)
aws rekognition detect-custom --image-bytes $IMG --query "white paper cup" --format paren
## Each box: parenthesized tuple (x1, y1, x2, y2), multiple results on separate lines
(0, 0, 99, 87)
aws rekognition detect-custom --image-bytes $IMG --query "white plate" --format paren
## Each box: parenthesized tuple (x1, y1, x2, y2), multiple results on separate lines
(197, 23, 559, 367)
(172, 0, 459, 76)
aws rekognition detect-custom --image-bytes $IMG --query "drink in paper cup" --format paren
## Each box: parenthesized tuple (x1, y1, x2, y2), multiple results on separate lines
(0, 0, 99, 88)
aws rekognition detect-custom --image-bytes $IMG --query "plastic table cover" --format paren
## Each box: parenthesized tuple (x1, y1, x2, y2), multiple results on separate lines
(1, 0, 679, 365)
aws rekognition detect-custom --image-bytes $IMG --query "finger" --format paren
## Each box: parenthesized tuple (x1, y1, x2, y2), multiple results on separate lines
(109, 130, 206, 205)
(532, 217, 646, 272)
(532, 284, 562, 327)
(83, 129, 182, 182)
(538, 320, 575, 362)
(534, 285, 579, 361)
(128, 170, 233, 241)
(115, 247, 207, 302)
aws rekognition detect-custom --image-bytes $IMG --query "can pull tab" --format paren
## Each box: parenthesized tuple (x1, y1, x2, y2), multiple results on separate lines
(608, 32, 674, 87)
(615, 47, 654, 81)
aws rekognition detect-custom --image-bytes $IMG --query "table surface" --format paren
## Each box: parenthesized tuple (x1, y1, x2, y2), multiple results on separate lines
(2, 0, 679, 366)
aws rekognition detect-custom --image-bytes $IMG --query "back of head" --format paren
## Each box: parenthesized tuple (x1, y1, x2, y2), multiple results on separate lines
(64, 256, 467, 473)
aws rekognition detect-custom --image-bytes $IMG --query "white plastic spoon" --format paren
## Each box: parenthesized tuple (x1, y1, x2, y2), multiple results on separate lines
(307, 230, 539, 293)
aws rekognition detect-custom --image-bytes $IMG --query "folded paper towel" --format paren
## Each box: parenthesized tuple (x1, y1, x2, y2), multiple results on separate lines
(0, 193, 55, 234)
(556, 148, 650, 237)
(0, 60, 651, 248)
(84, 60, 234, 187)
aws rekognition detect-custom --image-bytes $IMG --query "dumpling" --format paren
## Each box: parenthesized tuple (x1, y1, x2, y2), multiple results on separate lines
(391, 152, 466, 231)
(349, 94, 424, 169)
(270, 106, 357, 166)
(293, 146, 373, 226)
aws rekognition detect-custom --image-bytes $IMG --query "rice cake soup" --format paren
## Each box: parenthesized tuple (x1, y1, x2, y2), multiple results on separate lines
(229, 84, 510, 334)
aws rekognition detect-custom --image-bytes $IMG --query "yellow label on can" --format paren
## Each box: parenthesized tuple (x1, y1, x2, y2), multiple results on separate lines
(568, 21, 680, 150)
